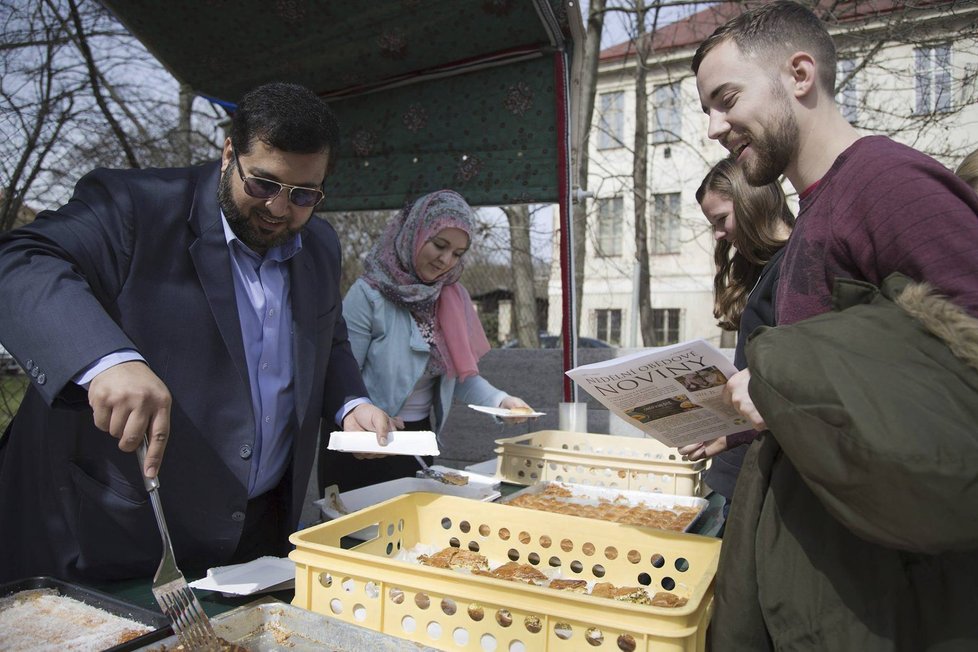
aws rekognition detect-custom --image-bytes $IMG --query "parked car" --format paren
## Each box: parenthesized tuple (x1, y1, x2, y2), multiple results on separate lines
(502, 334, 612, 349)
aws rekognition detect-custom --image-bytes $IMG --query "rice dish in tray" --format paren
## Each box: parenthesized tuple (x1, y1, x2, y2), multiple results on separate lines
(0, 588, 153, 651)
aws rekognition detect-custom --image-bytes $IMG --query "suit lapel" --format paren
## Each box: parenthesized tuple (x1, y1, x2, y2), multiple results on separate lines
(188, 162, 250, 388)
(290, 245, 317, 429)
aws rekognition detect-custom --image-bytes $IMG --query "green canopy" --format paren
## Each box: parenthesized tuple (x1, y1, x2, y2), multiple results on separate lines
(100, 0, 581, 211)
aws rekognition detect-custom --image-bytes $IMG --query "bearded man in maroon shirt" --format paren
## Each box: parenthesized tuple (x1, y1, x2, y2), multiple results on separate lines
(692, 2, 978, 650)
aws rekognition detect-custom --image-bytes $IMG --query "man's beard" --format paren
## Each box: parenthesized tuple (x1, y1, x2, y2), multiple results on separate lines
(743, 82, 799, 186)
(218, 165, 297, 253)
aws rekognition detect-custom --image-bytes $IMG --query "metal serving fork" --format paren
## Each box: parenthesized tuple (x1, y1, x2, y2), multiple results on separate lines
(414, 455, 447, 482)
(136, 441, 221, 651)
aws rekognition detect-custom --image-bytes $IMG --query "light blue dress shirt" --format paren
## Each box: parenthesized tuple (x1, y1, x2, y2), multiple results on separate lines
(75, 212, 368, 498)
(223, 218, 298, 496)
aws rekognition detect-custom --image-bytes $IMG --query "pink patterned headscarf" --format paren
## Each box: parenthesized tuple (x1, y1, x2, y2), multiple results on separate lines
(362, 190, 491, 379)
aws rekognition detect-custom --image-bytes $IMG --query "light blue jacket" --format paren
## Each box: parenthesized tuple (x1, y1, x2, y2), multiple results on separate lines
(343, 278, 507, 436)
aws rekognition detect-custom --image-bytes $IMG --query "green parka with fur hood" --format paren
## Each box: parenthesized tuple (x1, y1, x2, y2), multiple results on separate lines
(708, 273, 978, 651)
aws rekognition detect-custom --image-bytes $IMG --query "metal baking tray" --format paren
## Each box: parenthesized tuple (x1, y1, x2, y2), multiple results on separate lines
(317, 475, 501, 541)
(137, 598, 440, 651)
(502, 481, 709, 532)
(0, 576, 171, 652)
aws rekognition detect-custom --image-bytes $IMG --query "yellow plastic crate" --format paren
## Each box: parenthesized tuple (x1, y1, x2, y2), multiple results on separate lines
(494, 430, 708, 496)
(290, 493, 721, 652)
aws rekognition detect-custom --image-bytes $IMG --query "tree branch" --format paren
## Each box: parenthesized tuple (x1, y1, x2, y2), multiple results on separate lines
(62, 0, 140, 168)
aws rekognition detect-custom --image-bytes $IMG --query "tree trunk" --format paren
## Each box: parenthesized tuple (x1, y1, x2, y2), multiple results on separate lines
(633, 1, 654, 347)
(572, 0, 607, 337)
(503, 205, 539, 347)
(66, 0, 140, 169)
(177, 83, 194, 166)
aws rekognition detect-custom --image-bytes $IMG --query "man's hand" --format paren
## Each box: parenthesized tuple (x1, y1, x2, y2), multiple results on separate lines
(723, 369, 767, 431)
(499, 395, 532, 424)
(679, 436, 730, 461)
(342, 403, 396, 460)
(88, 361, 171, 479)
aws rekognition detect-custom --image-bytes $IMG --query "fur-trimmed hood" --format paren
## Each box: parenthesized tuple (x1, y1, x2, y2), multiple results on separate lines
(895, 281, 978, 373)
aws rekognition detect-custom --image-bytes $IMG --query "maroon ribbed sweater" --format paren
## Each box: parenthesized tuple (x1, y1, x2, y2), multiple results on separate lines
(778, 136, 978, 325)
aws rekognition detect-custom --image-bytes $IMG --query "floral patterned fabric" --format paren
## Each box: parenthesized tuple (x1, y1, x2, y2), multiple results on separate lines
(100, 0, 575, 210)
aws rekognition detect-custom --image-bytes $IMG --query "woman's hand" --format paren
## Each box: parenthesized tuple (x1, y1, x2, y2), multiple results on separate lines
(723, 369, 767, 431)
(499, 396, 532, 424)
(679, 436, 729, 461)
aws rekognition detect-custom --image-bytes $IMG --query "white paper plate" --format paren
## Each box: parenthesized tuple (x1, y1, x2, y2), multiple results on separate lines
(326, 430, 439, 456)
(467, 404, 546, 418)
(190, 556, 294, 596)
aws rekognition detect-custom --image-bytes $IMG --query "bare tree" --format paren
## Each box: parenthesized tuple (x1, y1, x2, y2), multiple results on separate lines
(501, 204, 539, 347)
(572, 0, 607, 336)
(0, 0, 223, 428)
(1, 0, 222, 232)
(321, 209, 394, 295)
(631, 0, 653, 347)
(602, 0, 674, 346)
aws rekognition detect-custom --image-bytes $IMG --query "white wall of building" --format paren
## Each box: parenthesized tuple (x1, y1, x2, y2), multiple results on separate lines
(550, 2, 978, 349)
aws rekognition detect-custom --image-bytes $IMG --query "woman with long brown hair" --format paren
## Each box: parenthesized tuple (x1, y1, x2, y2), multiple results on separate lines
(680, 158, 794, 524)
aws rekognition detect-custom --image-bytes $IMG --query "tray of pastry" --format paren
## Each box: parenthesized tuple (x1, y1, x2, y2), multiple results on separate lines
(500, 481, 709, 532)
(0, 576, 171, 651)
(135, 598, 439, 651)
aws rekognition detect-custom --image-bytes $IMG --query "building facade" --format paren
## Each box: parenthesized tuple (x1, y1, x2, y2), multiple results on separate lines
(550, 0, 978, 349)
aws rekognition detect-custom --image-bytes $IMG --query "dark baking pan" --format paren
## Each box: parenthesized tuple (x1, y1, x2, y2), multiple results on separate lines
(0, 576, 172, 651)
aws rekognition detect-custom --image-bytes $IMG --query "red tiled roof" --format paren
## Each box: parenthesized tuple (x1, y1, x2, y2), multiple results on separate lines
(600, 0, 955, 63)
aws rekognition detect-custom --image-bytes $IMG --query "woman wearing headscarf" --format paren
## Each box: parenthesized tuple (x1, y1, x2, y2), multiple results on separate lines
(318, 190, 530, 492)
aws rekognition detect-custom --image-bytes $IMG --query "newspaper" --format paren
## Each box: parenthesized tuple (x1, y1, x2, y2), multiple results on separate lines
(565, 339, 750, 448)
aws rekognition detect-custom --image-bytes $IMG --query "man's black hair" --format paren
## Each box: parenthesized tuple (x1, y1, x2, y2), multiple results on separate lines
(230, 82, 340, 157)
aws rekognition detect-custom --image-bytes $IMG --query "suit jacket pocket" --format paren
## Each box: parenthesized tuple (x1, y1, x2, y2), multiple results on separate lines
(68, 461, 158, 578)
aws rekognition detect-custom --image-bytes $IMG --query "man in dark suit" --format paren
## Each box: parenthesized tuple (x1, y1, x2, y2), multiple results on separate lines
(0, 82, 392, 582)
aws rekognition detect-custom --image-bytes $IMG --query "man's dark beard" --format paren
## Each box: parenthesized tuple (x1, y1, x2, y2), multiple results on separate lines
(217, 164, 295, 254)
(744, 81, 799, 187)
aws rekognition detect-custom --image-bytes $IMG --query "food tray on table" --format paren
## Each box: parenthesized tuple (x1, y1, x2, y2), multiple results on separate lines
(501, 482, 709, 532)
(136, 598, 438, 651)
(0, 576, 171, 652)
(494, 430, 708, 496)
(290, 492, 722, 651)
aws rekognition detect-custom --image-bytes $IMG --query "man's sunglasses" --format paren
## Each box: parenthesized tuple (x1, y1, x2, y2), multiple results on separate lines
(231, 147, 325, 208)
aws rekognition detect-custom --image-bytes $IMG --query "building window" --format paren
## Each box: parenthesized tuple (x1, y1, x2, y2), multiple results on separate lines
(652, 192, 681, 254)
(596, 197, 623, 257)
(915, 44, 951, 115)
(651, 308, 680, 346)
(595, 309, 622, 345)
(836, 58, 858, 124)
(652, 82, 681, 144)
(597, 91, 624, 149)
